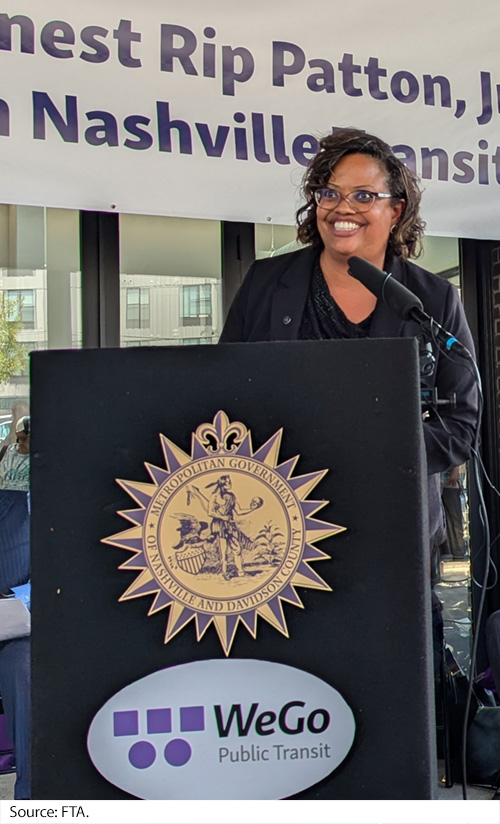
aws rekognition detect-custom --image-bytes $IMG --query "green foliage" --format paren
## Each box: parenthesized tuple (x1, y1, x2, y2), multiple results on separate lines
(0, 295, 27, 383)
(252, 521, 286, 565)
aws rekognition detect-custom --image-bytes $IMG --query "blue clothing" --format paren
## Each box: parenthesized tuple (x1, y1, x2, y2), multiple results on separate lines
(0, 490, 30, 592)
(0, 487, 30, 799)
(0, 637, 30, 798)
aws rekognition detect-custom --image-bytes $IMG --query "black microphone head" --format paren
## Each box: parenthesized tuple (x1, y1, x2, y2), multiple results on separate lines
(347, 256, 423, 320)
(347, 256, 386, 298)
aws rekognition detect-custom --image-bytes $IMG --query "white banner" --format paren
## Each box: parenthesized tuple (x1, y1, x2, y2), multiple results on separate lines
(0, 0, 499, 238)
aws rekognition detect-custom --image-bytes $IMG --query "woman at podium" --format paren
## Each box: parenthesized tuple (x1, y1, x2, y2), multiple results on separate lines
(220, 127, 478, 557)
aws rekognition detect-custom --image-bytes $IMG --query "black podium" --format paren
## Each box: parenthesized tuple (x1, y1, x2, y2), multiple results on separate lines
(30, 338, 436, 799)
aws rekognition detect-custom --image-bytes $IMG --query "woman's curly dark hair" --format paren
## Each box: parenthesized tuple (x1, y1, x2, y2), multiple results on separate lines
(296, 128, 425, 259)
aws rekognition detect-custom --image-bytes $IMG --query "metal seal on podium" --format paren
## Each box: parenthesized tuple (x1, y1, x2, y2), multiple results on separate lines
(103, 411, 345, 654)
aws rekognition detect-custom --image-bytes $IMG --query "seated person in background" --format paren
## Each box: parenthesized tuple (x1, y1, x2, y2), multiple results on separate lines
(0, 415, 31, 799)
(0, 401, 29, 460)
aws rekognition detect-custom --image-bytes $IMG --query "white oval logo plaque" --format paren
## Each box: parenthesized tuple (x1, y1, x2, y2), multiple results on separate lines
(87, 659, 355, 799)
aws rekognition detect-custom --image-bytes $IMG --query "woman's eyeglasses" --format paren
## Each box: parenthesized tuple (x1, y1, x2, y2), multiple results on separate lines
(314, 188, 393, 212)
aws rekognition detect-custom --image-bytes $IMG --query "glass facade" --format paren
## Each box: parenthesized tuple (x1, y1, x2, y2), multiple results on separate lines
(119, 214, 222, 347)
(0, 206, 81, 438)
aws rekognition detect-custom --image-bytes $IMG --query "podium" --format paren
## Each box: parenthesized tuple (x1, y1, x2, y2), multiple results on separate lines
(30, 338, 436, 799)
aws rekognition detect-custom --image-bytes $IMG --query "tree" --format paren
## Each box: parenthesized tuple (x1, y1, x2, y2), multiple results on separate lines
(0, 294, 28, 383)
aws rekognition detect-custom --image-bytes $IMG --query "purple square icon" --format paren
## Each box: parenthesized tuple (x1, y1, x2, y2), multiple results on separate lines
(147, 708, 172, 734)
(180, 705, 205, 732)
(113, 710, 139, 737)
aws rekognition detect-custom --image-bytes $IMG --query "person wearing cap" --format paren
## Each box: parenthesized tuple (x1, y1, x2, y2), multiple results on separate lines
(0, 415, 31, 798)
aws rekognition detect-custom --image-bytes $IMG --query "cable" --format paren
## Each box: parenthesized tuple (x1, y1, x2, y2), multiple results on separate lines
(423, 329, 494, 799)
(471, 447, 500, 498)
(435, 363, 489, 800)
(430, 343, 498, 587)
(460, 447, 491, 800)
(352, 271, 494, 798)
(359, 266, 497, 797)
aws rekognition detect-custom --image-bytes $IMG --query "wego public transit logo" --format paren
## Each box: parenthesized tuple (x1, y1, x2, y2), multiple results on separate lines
(87, 660, 356, 799)
(103, 411, 345, 654)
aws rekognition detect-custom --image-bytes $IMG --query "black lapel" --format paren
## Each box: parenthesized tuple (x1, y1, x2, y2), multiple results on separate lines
(369, 253, 418, 339)
(266, 248, 421, 341)
(269, 247, 318, 340)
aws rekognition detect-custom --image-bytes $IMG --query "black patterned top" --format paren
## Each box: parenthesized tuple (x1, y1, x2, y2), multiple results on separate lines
(298, 256, 373, 340)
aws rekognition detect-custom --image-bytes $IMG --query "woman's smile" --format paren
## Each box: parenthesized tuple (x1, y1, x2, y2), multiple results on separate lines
(316, 153, 403, 269)
(327, 218, 365, 236)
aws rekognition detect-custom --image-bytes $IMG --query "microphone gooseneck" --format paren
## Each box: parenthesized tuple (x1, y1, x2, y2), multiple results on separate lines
(347, 256, 471, 359)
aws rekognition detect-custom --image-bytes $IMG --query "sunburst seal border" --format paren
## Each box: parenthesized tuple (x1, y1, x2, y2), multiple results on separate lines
(102, 411, 346, 654)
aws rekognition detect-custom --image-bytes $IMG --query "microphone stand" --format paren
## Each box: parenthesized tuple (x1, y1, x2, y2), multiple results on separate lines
(347, 257, 485, 800)
(409, 306, 472, 361)
(347, 255, 473, 361)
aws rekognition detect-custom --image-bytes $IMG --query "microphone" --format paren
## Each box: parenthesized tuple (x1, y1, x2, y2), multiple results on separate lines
(347, 256, 471, 359)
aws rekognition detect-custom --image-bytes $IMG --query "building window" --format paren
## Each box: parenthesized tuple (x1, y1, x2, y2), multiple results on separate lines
(6, 289, 35, 329)
(182, 338, 213, 345)
(181, 284, 212, 327)
(126, 287, 150, 329)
